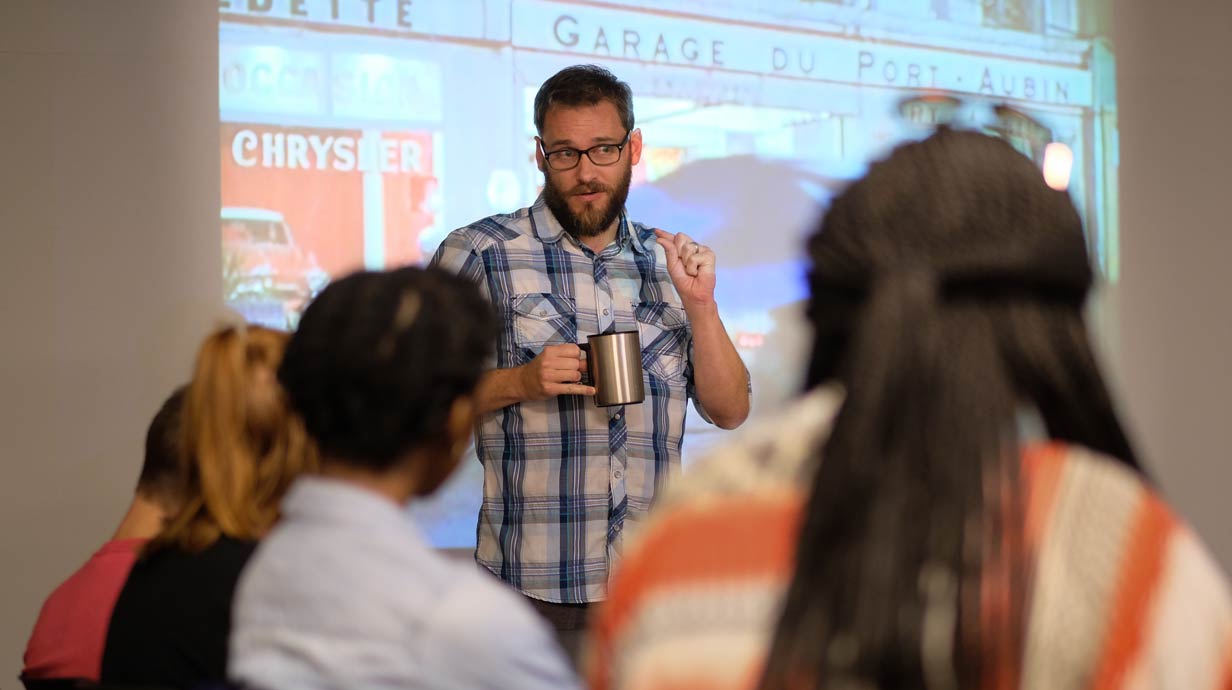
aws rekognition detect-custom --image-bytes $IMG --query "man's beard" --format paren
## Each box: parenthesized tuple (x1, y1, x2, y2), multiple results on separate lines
(542, 163, 632, 240)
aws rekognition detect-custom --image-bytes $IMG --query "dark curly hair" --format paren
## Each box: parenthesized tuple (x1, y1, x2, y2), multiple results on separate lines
(278, 266, 497, 469)
(759, 129, 1141, 690)
(136, 385, 188, 505)
(533, 64, 634, 135)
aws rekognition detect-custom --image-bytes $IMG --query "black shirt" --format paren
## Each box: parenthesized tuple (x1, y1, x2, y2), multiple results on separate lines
(101, 536, 257, 689)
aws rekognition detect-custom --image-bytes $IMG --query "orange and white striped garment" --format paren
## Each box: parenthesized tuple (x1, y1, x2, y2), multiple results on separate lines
(587, 388, 1232, 690)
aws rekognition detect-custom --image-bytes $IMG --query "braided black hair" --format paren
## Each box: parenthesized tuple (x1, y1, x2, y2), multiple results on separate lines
(278, 266, 497, 469)
(759, 129, 1140, 690)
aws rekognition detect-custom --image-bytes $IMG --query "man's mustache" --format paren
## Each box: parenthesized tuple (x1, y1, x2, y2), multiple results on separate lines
(569, 184, 610, 197)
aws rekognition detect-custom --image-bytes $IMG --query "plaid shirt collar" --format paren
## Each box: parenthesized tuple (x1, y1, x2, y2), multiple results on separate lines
(527, 193, 653, 256)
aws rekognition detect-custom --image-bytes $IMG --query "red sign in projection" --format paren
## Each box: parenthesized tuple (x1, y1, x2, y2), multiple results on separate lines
(219, 123, 437, 327)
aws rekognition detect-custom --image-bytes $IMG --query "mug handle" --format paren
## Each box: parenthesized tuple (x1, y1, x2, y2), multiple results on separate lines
(577, 342, 591, 387)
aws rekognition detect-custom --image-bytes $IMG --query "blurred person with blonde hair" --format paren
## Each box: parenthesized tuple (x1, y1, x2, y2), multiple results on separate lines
(589, 129, 1232, 690)
(100, 325, 316, 689)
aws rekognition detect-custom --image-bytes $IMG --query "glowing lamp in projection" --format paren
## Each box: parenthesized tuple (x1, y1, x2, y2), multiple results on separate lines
(1043, 142, 1074, 191)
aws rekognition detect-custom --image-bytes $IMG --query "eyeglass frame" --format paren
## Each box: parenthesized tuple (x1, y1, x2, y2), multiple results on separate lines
(536, 130, 635, 171)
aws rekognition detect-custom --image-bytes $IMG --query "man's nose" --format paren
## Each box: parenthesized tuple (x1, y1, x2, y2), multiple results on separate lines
(574, 154, 601, 183)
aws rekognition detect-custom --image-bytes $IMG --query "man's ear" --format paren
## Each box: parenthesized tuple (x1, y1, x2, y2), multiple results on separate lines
(445, 395, 477, 455)
(411, 395, 477, 498)
(534, 137, 547, 173)
(628, 128, 643, 167)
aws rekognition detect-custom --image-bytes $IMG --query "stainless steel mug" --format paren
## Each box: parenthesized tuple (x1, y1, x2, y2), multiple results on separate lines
(579, 331, 645, 407)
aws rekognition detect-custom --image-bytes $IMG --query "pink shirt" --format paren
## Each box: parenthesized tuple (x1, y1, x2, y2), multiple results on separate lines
(23, 537, 147, 681)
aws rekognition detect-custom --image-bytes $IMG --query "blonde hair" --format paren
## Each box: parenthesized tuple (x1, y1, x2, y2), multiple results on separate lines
(150, 325, 317, 554)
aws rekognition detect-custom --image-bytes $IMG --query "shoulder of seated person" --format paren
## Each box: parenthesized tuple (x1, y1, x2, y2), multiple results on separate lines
(429, 582, 577, 687)
(661, 385, 843, 507)
(427, 568, 528, 626)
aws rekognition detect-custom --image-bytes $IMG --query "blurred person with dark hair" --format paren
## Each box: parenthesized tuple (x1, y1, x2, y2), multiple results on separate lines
(589, 129, 1232, 690)
(228, 266, 580, 690)
(22, 387, 188, 683)
(430, 63, 750, 659)
(101, 326, 316, 689)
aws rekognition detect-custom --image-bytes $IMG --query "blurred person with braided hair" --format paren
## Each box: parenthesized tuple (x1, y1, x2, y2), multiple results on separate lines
(229, 266, 580, 690)
(588, 128, 1232, 690)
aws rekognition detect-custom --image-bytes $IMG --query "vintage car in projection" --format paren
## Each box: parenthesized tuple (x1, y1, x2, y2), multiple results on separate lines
(221, 207, 329, 330)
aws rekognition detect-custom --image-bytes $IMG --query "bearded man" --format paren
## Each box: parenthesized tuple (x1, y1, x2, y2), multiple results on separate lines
(430, 64, 749, 662)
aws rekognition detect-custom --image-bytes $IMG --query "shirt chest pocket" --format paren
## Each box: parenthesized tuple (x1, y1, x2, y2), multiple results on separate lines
(511, 293, 577, 357)
(634, 302, 689, 382)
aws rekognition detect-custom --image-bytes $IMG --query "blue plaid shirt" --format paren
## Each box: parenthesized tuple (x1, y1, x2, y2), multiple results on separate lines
(430, 196, 704, 604)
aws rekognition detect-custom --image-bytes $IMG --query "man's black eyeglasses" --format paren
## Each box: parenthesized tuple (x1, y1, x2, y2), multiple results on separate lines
(537, 131, 633, 171)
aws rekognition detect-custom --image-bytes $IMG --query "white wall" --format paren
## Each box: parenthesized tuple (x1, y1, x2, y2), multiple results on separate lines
(0, 1, 221, 684)
(1111, 0, 1232, 572)
(0, 0, 1229, 686)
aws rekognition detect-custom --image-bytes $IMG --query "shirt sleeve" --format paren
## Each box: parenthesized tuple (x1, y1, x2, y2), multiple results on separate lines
(430, 229, 498, 370)
(429, 228, 489, 298)
(684, 336, 714, 425)
(683, 333, 752, 426)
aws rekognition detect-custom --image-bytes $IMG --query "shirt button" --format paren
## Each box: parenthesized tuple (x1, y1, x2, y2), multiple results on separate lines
(614, 411, 622, 420)
(602, 308, 610, 316)
(613, 469, 624, 480)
